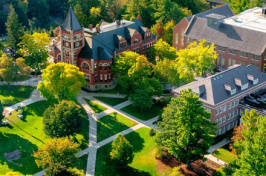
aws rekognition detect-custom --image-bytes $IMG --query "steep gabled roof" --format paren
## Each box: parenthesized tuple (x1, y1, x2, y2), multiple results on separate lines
(173, 65, 266, 106)
(61, 7, 82, 32)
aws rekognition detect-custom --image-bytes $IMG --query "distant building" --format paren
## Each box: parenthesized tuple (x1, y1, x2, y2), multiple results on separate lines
(52, 7, 156, 91)
(173, 65, 266, 135)
(173, 5, 266, 72)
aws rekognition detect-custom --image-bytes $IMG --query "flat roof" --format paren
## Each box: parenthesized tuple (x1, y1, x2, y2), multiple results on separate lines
(224, 7, 266, 33)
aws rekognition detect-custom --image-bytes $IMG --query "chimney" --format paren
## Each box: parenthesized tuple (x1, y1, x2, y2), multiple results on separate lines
(116, 20, 120, 26)
(89, 24, 93, 30)
(96, 26, 100, 33)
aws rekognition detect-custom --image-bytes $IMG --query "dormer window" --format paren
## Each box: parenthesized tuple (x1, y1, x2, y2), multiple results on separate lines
(231, 89, 236, 95)
(206, 13, 225, 29)
(74, 34, 81, 40)
(241, 83, 248, 90)
(63, 34, 70, 40)
(119, 42, 126, 49)
(133, 39, 139, 44)
(146, 33, 151, 39)
(253, 79, 258, 85)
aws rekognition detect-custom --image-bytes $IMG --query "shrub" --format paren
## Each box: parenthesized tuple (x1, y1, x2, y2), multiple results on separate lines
(149, 128, 156, 136)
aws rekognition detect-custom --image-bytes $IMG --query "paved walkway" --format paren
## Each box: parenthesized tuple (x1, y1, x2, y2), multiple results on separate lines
(205, 154, 228, 167)
(0, 77, 42, 87)
(208, 139, 231, 153)
(4, 89, 45, 115)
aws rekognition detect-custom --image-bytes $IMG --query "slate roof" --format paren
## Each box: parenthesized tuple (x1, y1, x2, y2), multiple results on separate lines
(78, 19, 155, 60)
(61, 7, 82, 32)
(186, 4, 234, 21)
(173, 65, 266, 106)
(185, 16, 266, 55)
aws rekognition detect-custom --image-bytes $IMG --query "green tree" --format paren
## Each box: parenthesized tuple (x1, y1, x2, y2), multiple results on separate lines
(123, 0, 149, 21)
(43, 100, 84, 138)
(3, 172, 31, 176)
(148, 39, 177, 61)
(176, 40, 217, 83)
(173, 0, 208, 14)
(0, 54, 30, 88)
(156, 89, 216, 168)
(225, 0, 263, 14)
(163, 20, 175, 45)
(231, 110, 266, 176)
(110, 134, 134, 169)
(5, 6, 24, 50)
(0, 100, 4, 122)
(169, 167, 184, 176)
(33, 137, 80, 175)
(74, 3, 88, 27)
(37, 62, 86, 103)
(112, 51, 140, 76)
(88, 7, 101, 26)
(19, 32, 50, 74)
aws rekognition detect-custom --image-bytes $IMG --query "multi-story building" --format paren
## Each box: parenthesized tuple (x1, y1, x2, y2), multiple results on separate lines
(173, 65, 266, 135)
(173, 5, 266, 72)
(52, 7, 156, 91)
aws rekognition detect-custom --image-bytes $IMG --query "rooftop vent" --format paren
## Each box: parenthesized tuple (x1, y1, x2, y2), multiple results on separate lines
(206, 13, 226, 29)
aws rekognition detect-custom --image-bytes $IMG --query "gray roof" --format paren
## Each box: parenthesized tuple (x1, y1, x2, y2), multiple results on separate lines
(186, 4, 234, 21)
(78, 19, 155, 60)
(173, 65, 266, 106)
(185, 16, 266, 55)
(61, 7, 82, 32)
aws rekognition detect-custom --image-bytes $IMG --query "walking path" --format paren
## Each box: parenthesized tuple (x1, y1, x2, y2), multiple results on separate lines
(0, 77, 42, 87)
(208, 139, 231, 153)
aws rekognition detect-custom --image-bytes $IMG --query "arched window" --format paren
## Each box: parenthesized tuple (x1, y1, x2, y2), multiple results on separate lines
(133, 39, 139, 44)
(81, 62, 90, 70)
(57, 55, 61, 62)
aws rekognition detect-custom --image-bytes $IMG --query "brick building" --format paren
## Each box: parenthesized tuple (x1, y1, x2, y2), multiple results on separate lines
(173, 65, 266, 135)
(52, 7, 156, 91)
(173, 5, 266, 72)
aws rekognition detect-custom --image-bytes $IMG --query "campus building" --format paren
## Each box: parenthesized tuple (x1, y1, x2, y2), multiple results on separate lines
(52, 7, 156, 91)
(173, 65, 266, 135)
(173, 5, 266, 72)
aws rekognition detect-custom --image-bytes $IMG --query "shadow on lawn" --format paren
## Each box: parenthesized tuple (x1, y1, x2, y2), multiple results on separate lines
(0, 133, 40, 175)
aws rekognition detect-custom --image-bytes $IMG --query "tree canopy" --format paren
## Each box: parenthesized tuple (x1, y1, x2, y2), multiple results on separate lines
(37, 62, 86, 103)
(176, 40, 217, 83)
(156, 89, 216, 167)
(231, 110, 266, 175)
(225, 0, 264, 14)
(43, 100, 85, 138)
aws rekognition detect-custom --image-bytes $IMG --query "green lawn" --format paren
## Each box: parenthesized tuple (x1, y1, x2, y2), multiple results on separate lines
(99, 86, 120, 94)
(121, 104, 163, 121)
(0, 86, 36, 106)
(96, 128, 159, 176)
(84, 98, 107, 113)
(97, 112, 137, 142)
(75, 154, 88, 174)
(94, 96, 128, 106)
(213, 144, 237, 163)
(0, 100, 89, 175)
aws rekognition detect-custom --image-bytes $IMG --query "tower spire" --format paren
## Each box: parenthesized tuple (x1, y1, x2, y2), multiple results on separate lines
(61, 6, 82, 32)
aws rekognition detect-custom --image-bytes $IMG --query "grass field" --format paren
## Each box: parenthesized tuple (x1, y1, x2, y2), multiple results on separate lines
(84, 98, 107, 113)
(95, 128, 159, 176)
(0, 86, 35, 106)
(213, 144, 237, 163)
(97, 112, 137, 142)
(94, 96, 128, 106)
(121, 104, 163, 121)
(0, 100, 89, 175)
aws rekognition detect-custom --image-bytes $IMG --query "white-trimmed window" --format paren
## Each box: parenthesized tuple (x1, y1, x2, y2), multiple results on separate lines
(228, 102, 232, 109)
(227, 123, 231, 130)
(222, 126, 225, 133)
(104, 74, 107, 81)
(241, 83, 248, 90)
(220, 107, 223, 114)
(100, 74, 103, 82)
(94, 63, 97, 69)
(218, 128, 221, 135)
(228, 113, 231, 120)
(215, 119, 218, 124)
(109, 74, 111, 79)
(175, 33, 178, 45)
(235, 110, 238, 116)
(223, 105, 226, 112)
(254, 79, 258, 85)
(223, 115, 226, 123)
(232, 101, 235, 107)
(232, 111, 235, 117)
(219, 117, 222, 124)
(235, 120, 238, 127)
(216, 109, 219, 115)
(236, 99, 239, 106)
(231, 89, 236, 95)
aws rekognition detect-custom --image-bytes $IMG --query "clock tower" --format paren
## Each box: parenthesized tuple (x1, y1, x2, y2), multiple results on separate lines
(60, 6, 84, 65)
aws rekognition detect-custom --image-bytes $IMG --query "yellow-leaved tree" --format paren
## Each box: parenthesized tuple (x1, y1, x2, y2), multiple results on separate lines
(176, 39, 217, 83)
(37, 63, 86, 103)
(19, 32, 50, 75)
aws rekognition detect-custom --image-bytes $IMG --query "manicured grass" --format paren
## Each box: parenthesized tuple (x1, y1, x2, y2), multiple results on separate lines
(96, 128, 159, 176)
(0, 100, 89, 175)
(75, 154, 88, 174)
(84, 98, 107, 113)
(99, 86, 120, 94)
(94, 96, 128, 106)
(121, 104, 163, 121)
(0, 86, 35, 106)
(213, 144, 237, 163)
(97, 112, 137, 142)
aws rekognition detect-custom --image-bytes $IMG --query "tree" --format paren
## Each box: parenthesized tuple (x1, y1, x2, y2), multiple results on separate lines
(0, 54, 30, 88)
(43, 100, 84, 138)
(88, 7, 101, 26)
(231, 110, 266, 176)
(19, 32, 50, 74)
(74, 3, 88, 27)
(37, 62, 86, 103)
(148, 39, 177, 61)
(110, 134, 134, 169)
(156, 89, 216, 168)
(3, 172, 31, 176)
(225, 0, 263, 14)
(5, 6, 24, 50)
(123, 0, 149, 21)
(163, 20, 175, 45)
(176, 40, 217, 83)
(33, 137, 80, 175)
(169, 167, 184, 176)
(112, 51, 139, 76)
(173, 0, 208, 14)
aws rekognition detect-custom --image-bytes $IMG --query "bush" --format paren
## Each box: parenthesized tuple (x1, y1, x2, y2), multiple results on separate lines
(149, 128, 156, 136)
(17, 106, 24, 115)
(154, 147, 168, 159)
(43, 100, 85, 138)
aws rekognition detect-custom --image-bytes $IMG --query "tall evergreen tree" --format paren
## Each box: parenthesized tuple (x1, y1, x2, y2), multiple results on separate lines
(156, 89, 216, 168)
(0, 100, 4, 122)
(5, 6, 24, 50)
